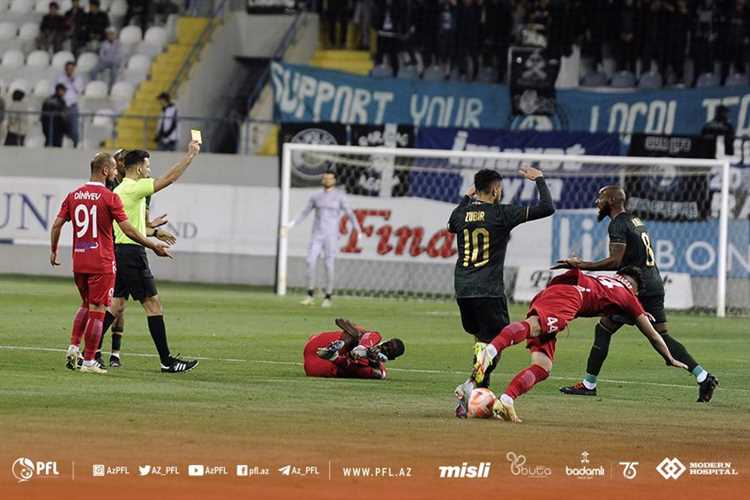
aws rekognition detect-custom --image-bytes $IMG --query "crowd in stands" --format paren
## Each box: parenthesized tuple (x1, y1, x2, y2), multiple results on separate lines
(0, 0, 186, 148)
(313, 0, 750, 87)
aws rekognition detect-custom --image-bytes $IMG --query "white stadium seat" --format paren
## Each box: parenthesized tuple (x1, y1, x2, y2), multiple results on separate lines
(51, 50, 75, 70)
(2, 49, 24, 68)
(119, 25, 142, 53)
(84, 79, 108, 98)
(9, 77, 29, 94)
(33, 77, 50, 96)
(26, 49, 50, 68)
(0, 21, 17, 40)
(0, 0, 10, 11)
(6, 0, 40, 24)
(142, 26, 167, 49)
(110, 79, 134, 112)
(18, 21, 38, 40)
(76, 51, 99, 73)
(123, 53, 149, 84)
(33, 0, 49, 13)
(9, 0, 33, 13)
(84, 107, 115, 149)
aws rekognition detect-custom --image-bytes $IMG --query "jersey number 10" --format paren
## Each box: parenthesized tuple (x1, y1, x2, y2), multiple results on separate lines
(75, 204, 98, 239)
(462, 228, 490, 268)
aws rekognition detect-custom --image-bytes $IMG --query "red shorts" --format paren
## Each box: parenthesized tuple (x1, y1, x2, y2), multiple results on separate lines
(303, 335, 338, 377)
(74, 273, 115, 307)
(525, 285, 582, 361)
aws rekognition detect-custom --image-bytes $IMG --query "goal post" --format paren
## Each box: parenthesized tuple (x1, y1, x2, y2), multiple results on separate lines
(278, 142, 732, 317)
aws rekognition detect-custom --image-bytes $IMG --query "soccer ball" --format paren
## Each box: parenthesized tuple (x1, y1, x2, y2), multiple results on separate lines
(467, 388, 496, 418)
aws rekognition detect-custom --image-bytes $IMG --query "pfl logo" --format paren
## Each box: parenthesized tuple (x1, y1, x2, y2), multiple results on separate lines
(12, 457, 60, 483)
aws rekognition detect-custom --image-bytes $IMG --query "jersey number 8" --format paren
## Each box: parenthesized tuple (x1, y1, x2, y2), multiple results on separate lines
(641, 233, 655, 267)
(462, 228, 490, 268)
(74, 204, 98, 239)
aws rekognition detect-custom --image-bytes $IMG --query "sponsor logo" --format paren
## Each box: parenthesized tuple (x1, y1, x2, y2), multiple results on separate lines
(236, 465, 271, 478)
(290, 128, 340, 180)
(619, 461, 639, 480)
(437, 462, 491, 479)
(565, 451, 606, 479)
(657, 458, 687, 480)
(689, 462, 739, 476)
(11, 457, 60, 483)
(506, 452, 552, 479)
(93, 464, 130, 477)
(277, 464, 320, 477)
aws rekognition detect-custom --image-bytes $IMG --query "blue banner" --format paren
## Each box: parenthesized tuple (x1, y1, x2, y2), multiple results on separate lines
(272, 62, 750, 136)
(409, 128, 622, 208)
(551, 211, 750, 278)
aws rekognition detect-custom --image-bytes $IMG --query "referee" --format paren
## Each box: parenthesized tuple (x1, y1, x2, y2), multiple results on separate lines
(99, 140, 201, 373)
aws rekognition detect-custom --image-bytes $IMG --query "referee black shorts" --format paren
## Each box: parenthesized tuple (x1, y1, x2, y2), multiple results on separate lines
(114, 244, 158, 302)
(456, 296, 510, 343)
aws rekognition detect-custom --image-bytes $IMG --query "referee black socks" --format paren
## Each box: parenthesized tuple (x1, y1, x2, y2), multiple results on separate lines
(147, 315, 171, 364)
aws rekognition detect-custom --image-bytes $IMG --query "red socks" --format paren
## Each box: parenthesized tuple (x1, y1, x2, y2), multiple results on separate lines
(70, 307, 89, 347)
(491, 321, 531, 353)
(82, 310, 105, 361)
(504, 364, 550, 400)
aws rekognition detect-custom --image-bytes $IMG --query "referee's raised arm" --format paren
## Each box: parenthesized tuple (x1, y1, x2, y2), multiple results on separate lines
(153, 140, 201, 193)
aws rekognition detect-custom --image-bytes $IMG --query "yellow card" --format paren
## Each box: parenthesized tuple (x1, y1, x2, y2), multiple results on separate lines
(191, 129, 202, 144)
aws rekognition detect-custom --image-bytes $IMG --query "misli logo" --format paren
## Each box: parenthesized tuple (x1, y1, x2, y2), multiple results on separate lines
(657, 457, 686, 480)
(11, 458, 60, 483)
(437, 462, 491, 479)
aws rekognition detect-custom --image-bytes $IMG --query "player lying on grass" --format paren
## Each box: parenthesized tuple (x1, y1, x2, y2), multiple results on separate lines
(557, 185, 718, 402)
(304, 318, 405, 379)
(472, 266, 687, 423)
(50, 152, 172, 374)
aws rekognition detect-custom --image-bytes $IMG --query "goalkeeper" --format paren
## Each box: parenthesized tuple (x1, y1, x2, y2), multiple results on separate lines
(303, 318, 405, 379)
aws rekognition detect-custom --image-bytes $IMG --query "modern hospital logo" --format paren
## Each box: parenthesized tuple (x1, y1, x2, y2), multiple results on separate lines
(656, 457, 687, 480)
(11, 457, 60, 483)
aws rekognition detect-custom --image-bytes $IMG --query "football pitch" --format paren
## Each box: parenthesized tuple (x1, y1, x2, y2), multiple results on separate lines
(1, 275, 748, 500)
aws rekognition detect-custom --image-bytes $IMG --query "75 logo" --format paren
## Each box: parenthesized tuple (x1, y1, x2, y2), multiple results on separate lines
(619, 462, 639, 480)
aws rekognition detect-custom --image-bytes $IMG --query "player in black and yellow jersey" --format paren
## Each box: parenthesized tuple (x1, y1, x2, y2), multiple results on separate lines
(557, 185, 718, 402)
(449, 166, 555, 417)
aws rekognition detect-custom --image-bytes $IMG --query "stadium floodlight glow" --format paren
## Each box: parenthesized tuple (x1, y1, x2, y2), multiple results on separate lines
(278, 143, 732, 318)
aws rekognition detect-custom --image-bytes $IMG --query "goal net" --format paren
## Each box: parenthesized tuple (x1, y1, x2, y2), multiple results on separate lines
(278, 143, 744, 317)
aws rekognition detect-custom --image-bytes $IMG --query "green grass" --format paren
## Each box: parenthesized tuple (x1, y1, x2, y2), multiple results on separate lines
(1, 274, 749, 469)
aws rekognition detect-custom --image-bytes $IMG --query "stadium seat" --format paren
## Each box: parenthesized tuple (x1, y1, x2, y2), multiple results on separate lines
(448, 67, 463, 82)
(51, 50, 75, 70)
(397, 65, 418, 80)
(580, 70, 608, 87)
(6, 0, 38, 24)
(109, 0, 127, 27)
(110, 80, 134, 111)
(2, 48, 24, 69)
(9, 77, 29, 94)
(695, 72, 720, 88)
(369, 64, 392, 79)
(610, 70, 636, 88)
(80, 79, 109, 113)
(76, 51, 99, 73)
(0, 21, 17, 40)
(18, 20, 38, 43)
(26, 49, 49, 68)
(84, 107, 115, 148)
(638, 71, 662, 89)
(725, 73, 748, 87)
(32, 77, 50, 96)
(123, 53, 150, 84)
(33, 0, 50, 13)
(137, 26, 167, 57)
(84, 80, 107, 98)
(422, 65, 445, 82)
(119, 25, 142, 54)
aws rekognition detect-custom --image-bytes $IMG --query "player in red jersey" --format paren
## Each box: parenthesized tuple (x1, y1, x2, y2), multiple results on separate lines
(50, 152, 172, 374)
(304, 318, 405, 379)
(471, 266, 687, 422)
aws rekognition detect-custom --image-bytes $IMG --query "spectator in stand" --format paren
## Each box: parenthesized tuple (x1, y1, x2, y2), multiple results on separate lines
(326, 0, 352, 49)
(482, 0, 512, 82)
(373, 0, 404, 76)
(409, 0, 437, 69)
(65, 0, 88, 56)
(5, 90, 30, 146)
(691, 0, 720, 79)
(90, 27, 122, 90)
(55, 61, 84, 147)
(38, 2, 67, 53)
(352, 0, 373, 50)
(616, 0, 641, 73)
(720, 0, 750, 82)
(154, 0, 180, 25)
(666, 0, 689, 84)
(42, 84, 68, 147)
(436, 0, 458, 77)
(125, 0, 151, 34)
(85, 0, 111, 52)
(155, 92, 178, 151)
(702, 105, 735, 155)
(459, 0, 482, 81)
